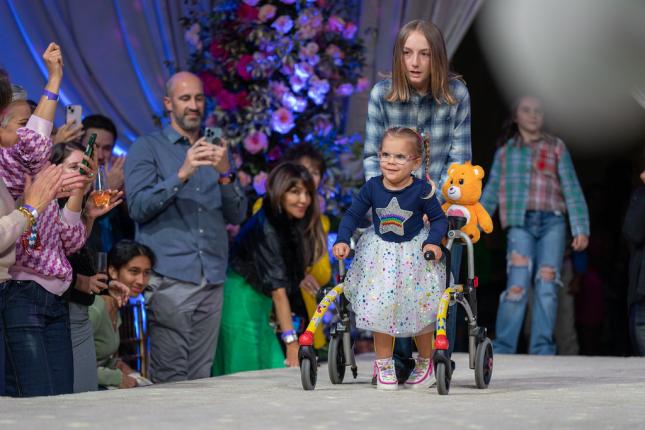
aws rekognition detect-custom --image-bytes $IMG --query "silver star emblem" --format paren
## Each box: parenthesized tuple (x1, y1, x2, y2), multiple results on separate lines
(375, 197, 413, 236)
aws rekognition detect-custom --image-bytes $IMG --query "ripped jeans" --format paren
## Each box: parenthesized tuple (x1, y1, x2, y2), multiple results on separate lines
(493, 211, 566, 355)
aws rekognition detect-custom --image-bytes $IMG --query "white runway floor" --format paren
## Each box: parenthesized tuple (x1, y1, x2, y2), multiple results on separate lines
(1, 352, 643, 429)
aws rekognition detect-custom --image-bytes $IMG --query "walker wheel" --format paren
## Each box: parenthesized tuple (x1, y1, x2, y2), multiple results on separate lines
(475, 337, 494, 389)
(328, 335, 346, 384)
(436, 362, 450, 395)
(300, 357, 317, 390)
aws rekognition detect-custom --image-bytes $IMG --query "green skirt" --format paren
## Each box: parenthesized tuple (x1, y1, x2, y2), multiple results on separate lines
(212, 270, 285, 376)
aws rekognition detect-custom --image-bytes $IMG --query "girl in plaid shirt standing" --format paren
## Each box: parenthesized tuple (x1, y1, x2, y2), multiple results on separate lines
(481, 96, 590, 355)
(364, 19, 472, 382)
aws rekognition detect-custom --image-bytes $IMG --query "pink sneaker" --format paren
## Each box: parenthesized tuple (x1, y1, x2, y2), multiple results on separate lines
(374, 358, 398, 391)
(404, 357, 434, 389)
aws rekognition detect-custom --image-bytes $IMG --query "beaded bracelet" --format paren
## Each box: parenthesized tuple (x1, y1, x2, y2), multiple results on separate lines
(17, 206, 40, 253)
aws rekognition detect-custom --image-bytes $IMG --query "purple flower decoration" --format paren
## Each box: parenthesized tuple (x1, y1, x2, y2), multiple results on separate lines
(307, 76, 330, 105)
(271, 108, 296, 134)
(242, 0, 260, 5)
(272, 15, 294, 35)
(296, 8, 323, 39)
(327, 15, 345, 33)
(267, 145, 283, 162)
(343, 22, 358, 39)
(289, 74, 307, 93)
(243, 131, 269, 154)
(325, 44, 344, 66)
(283, 92, 307, 112)
(269, 80, 289, 99)
(356, 77, 370, 92)
(258, 4, 277, 22)
(335, 83, 354, 97)
(253, 171, 268, 195)
(294, 62, 313, 80)
(299, 42, 320, 65)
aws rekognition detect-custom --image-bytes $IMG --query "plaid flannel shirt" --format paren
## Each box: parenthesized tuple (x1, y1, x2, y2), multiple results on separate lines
(480, 135, 590, 237)
(363, 79, 472, 189)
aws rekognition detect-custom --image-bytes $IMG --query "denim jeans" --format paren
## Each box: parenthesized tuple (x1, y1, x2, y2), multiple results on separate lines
(3, 280, 74, 397)
(493, 211, 566, 355)
(393, 245, 462, 380)
(629, 300, 645, 356)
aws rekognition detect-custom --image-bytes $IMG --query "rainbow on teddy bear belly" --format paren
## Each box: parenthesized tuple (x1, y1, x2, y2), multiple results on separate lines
(446, 204, 471, 224)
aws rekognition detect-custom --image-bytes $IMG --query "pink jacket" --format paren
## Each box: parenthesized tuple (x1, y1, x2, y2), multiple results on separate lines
(0, 117, 86, 295)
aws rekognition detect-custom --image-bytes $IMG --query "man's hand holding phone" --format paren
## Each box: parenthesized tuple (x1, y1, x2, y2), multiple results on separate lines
(178, 139, 217, 182)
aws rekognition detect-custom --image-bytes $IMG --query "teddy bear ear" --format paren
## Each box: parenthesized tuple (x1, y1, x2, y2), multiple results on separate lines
(473, 165, 485, 179)
(448, 163, 458, 175)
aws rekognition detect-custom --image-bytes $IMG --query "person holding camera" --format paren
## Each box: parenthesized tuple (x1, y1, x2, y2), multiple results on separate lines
(125, 71, 247, 383)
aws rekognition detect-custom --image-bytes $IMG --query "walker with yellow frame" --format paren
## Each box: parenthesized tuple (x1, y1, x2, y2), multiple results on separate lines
(297, 216, 494, 394)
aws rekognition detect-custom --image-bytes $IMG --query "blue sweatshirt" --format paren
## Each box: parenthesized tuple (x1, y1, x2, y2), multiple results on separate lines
(335, 176, 448, 247)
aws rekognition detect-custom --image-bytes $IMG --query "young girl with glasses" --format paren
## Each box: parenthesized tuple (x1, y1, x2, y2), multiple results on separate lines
(332, 127, 448, 390)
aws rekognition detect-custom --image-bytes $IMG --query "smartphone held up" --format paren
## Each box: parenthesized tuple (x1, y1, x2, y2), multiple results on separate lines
(204, 127, 223, 147)
(66, 104, 82, 125)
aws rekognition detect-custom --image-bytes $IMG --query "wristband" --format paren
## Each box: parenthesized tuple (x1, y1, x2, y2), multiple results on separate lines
(281, 329, 298, 344)
(217, 169, 236, 185)
(43, 89, 59, 101)
(21, 204, 39, 220)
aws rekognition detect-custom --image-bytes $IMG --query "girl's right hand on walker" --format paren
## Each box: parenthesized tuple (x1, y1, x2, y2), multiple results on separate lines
(285, 343, 299, 367)
(332, 243, 350, 260)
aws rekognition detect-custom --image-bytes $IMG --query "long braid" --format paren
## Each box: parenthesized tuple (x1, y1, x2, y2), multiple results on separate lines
(421, 131, 436, 199)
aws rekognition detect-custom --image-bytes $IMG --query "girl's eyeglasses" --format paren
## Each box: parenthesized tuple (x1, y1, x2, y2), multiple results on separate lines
(378, 152, 418, 165)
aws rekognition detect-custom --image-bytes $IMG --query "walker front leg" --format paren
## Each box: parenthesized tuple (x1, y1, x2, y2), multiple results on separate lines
(434, 288, 452, 351)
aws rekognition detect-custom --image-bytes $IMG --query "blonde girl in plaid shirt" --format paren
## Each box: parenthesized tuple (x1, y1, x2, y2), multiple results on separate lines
(363, 19, 471, 382)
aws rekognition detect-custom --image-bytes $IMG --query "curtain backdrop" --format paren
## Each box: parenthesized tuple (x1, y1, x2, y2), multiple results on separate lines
(0, 0, 481, 153)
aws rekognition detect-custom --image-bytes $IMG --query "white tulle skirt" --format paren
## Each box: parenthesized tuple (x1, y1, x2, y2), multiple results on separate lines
(344, 227, 448, 337)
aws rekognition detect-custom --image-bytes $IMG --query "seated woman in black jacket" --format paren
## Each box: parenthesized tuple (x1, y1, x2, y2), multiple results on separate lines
(213, 162, 326, 375)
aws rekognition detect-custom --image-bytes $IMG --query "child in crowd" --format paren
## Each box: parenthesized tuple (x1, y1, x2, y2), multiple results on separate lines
(89, 240, 155, 389)
(481, 95, 590, 355)
(332, 127, 448, 390)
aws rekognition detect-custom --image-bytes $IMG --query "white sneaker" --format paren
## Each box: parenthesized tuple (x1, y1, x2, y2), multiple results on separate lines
(374, 358, 398, 391)
(404, 357, 435, 389)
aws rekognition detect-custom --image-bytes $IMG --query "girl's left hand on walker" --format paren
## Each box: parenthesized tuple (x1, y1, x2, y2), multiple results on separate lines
(572, 235, 589, 252)
(423, 244, 442, 261)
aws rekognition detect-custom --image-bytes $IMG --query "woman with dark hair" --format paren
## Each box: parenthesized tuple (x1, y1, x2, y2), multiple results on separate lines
(363, 19, 472, 382)
(50, 141, 124, 393)
(88, 239, 155, 389)
(213, 162, 326, 375)
(251, 142, 331, 353)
